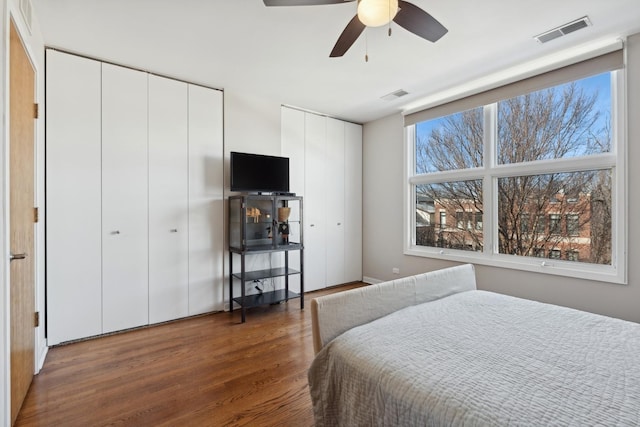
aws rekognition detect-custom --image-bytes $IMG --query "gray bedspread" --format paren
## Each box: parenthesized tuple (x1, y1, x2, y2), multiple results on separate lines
(308, 290, 640, 426)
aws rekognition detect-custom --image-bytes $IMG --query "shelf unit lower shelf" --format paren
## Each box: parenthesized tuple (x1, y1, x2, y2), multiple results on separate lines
(231, 267, 300, 282)
(232, 289, 300, 309)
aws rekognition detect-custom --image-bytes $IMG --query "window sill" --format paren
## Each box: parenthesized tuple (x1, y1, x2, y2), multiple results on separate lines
(404, 245, 626, 285)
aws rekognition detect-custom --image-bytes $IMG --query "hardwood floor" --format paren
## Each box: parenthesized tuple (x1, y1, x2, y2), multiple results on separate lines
(15, 283, 364, 427)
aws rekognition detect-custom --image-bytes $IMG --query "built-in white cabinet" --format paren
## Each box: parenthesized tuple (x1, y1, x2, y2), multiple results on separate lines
(148, 75, 189, 324)
(46, 50, 223, 345)
(46, 50, 103, 345)
(188, 84, 224, 315)
(101, 63, 150, 333)
(344, 122, 363, 283)
(325, 117, 346, 287)
(281, 106, 363, 292)
(303, 113, 328, 292)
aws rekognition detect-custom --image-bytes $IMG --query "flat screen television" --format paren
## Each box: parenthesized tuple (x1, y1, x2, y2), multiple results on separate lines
(230, 151, 290, 193)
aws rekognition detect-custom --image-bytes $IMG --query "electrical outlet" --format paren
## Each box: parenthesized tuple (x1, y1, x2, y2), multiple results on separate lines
(392, 267, 400, 275)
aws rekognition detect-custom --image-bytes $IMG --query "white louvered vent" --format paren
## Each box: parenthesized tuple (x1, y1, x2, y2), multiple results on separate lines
(19, 0, 33, 34)
(381, 89, 409, 101)
(534, 16, 591, 44)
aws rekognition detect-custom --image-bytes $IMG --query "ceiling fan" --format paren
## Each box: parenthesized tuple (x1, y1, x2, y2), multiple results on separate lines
(263, 0, 448, 58)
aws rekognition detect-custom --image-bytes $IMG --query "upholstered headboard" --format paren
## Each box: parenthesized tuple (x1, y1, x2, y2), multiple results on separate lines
(310, 264, 477, 354)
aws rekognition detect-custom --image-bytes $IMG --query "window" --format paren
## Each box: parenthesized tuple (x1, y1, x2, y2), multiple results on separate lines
(535, 214, 546, 235)
(475, 212, 483, 230)
(566, 214, 580, 236)
(405, 50, 625, 283)
(456, 211, 464, 229)
(567, 250, 579, 261)
(549, 214, 562, 235)
(439, 211, 446, 229)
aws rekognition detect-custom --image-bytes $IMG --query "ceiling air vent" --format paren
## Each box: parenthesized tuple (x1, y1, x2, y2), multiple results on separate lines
(534, 16, 591, 44)
(381, 89, 409, 101)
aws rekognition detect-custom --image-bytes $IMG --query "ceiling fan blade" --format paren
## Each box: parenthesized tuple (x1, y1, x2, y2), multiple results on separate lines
(264, 0, 354, 6)
(330, 15, 366, 57)
(393, 0, 448, 42)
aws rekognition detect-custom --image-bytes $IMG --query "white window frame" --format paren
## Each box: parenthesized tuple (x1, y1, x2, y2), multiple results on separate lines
(403, 57, 627, 284)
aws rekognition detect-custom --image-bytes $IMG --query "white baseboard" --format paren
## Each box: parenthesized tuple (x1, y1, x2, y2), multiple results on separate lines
(362, 276, 382, 285)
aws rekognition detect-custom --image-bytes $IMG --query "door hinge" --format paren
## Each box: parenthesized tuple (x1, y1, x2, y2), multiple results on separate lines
(34, 311, 40, 328)
(34, 207, 39, 223)
(34, 103, 39, 119)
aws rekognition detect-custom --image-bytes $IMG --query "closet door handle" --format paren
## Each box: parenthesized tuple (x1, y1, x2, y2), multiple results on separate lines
(111, 230, 120, 235)
(170, 229, 178, 233)
(9, 253, 27, 262)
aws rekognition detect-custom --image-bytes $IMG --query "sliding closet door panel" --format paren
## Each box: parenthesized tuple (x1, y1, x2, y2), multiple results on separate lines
(188, 85, 224, 314)
(148, 75, 189, 323)
(325, 118, 346, 287)
(344, 122, 363, 282)
(46, 50, 102, 345)
(101, 64, 149, 333)
(304, 113, 326, 291)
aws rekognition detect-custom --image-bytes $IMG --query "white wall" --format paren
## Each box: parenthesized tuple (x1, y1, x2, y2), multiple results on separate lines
(1, 0, 47, 425)
(362, 32, 640, 324)
(222, 91, 286, 304)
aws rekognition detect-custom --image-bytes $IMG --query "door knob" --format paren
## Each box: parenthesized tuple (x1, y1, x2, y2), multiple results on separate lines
(10, 253, 27, 262)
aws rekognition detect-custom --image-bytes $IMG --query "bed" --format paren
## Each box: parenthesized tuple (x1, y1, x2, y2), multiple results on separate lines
(308, 264, 640, 426)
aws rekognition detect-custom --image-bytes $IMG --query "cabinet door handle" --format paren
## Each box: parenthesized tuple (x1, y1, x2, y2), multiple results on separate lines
(9, 253, 27, 262)
(111, 230, 120, 235)
(310, 224, 315, 227)
(337, 222, 341, 226)
(170, 229, 178, 233)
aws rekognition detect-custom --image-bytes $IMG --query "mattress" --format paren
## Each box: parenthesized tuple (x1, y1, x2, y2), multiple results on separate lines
(308, 290, 640, 426)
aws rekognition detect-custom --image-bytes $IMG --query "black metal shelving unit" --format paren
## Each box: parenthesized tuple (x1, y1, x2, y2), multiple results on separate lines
(228, 195, 304, 322)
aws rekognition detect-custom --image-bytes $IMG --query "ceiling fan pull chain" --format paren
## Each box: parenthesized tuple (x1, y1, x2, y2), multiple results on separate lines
(388, 1, 392, 37)
(365, 29, 369, 62)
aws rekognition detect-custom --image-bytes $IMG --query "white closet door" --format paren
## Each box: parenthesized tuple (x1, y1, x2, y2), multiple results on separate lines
(325, 117, 346, 286)
(188, 84, 224, 314)
(344, 122, 363, 282)
(148, 75, 189, 323)
(101, 63, 149, 333)
(280, 106, 305, 293)
(46, 50, 102, 345)
(304, 113, 327, 291)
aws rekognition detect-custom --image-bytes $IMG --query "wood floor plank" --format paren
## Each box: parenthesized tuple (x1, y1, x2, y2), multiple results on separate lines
(15, 283, 364, 426)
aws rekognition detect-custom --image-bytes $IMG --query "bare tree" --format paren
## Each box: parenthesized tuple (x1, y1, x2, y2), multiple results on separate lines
(416, 82, 612, 264)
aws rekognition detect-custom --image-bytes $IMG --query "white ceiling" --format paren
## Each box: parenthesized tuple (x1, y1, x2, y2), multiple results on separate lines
(32, 0, 640, 124)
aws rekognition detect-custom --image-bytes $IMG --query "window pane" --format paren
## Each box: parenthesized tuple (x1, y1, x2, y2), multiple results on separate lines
(415, 107, 483, 173)
(497, 170, 612, 265)
(415, 181, 483, 251)
(498, 73, 611, 164)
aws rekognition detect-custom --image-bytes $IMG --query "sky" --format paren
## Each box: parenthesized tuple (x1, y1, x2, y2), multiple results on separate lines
(415, 72, 612, 169)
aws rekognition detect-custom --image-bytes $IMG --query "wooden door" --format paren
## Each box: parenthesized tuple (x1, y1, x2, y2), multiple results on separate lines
(101, 63, 149, 334)
(9, 20, 36, 424)
(148, 75, 189, 323)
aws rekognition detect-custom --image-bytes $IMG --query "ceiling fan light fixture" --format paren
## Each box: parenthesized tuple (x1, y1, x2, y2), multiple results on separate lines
(357, 0, 398, 27)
